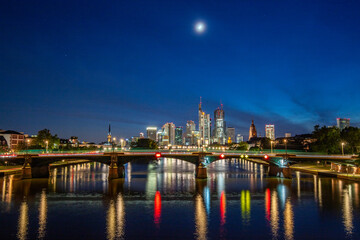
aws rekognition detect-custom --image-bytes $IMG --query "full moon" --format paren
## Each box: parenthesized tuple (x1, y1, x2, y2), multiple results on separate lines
(195, 22, 206, 33)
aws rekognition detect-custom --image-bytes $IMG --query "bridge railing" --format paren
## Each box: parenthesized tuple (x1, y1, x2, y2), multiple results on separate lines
(2, 148, 357, 158)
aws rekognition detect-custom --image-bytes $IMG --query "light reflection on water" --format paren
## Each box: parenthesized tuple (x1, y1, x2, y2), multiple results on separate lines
(194, 194, 207, 240)
(17, 201, 28, 240)
(0, 158, 359, 239)
(106, 193, 125, 240)
(38, 189, 47, 239)
(343, 186, 353, 237)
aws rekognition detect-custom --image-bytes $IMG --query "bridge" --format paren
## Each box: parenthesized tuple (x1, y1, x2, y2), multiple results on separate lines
(0, 150, 357, 180)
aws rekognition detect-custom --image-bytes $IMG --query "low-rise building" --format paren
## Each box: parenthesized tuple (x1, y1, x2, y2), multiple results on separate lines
(0, 130, 25, 150)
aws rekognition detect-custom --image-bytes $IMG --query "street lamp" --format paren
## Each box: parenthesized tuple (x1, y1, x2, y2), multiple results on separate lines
(45, 140, 49, 153)
(26, 139, 30, 154)
(341, 142, 345, 156)
(112, 137, 116, 153)
(271, 140, 274, 154)
(120, 139, 124, 151)
(284, 139, 288, 159)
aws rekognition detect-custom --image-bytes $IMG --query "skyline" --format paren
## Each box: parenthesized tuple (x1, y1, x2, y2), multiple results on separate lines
(0, 99, 352, 143)
(1, 0, 360, 142)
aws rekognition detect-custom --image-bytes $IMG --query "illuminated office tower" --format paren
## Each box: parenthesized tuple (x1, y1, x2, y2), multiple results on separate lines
(336, 118, 350, 131)
(226, 127, 235, 144)
(156, 130, 163, 144)
(265, 124, 275, 140)
(213, 105, 226, 144)
(146, 127, 157, 141)
(162, 122, 175, 146)
(185, 120, 196, 145)
(236, 134, 243, 143)
(198, 98, 211, 145)
(175, 126, 183, 145)
(249, 120, 257, 140)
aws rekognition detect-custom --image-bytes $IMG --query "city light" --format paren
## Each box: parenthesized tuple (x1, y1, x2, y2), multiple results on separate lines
(1, 1, 360, 239)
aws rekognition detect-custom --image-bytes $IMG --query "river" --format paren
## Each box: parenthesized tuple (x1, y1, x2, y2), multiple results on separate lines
(0, 158, 359, 239)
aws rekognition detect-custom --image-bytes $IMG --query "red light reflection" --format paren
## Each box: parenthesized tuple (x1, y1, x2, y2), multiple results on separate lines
(265, 188, 271, 221)
(220, 191, 226, 225)
(154, 191, 161, 227)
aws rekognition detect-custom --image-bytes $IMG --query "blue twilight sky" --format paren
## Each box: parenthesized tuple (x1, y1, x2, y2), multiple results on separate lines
(1, 0, 360, 142)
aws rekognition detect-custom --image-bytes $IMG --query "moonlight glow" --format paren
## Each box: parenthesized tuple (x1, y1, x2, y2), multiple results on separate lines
(195, 22, 205, 33)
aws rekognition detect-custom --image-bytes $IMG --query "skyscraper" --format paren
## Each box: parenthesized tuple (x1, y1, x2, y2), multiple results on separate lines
(156, 130, 163, 144)
(236, 134, 244, 143)
(265, 124, 275, 140)
(213, 105, 226, 144)
(161, 122, 175, 145)
(185, 120, 196, 145)
(337, 118, 350, 131)
(198, 98, 211, 145)
(192, 130, 200, 146)
(146, 127, 157, 141)
(249, 120, 257, 140)
(175, 126, 183, 145)
(226, 127, 235, 144)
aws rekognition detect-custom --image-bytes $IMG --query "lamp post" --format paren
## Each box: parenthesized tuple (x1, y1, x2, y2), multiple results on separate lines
(44, 140, 49, 153)
(120, 139, 124, 151)
(271, 140, 274, 154)
(341, 142, 345, 156)
(112, 137, 116, 153)
(26, 139, 30, 155)
(284, 139, 288, 159)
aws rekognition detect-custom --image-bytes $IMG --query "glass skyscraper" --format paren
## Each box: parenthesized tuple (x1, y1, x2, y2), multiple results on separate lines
(175, 127, 183, 145)
(213, 106, 226, 144)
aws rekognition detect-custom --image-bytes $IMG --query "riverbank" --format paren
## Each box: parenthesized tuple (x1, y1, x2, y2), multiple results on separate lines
(246, 158, 360, 182)
(290, 163, 360, 182)
(0, 160, 90, 177)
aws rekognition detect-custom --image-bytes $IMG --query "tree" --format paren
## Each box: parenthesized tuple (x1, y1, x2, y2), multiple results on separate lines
(15, 141, 26, 151)
(229, 142, 249, 151)
(0, 145, 9, 153)
(33, 129, 60, 150)
(259, 138, 271, 150)
(341, 127, 360, 154)
(249, 146, 261, 151)
(131, 138, 158, 149)
(311, 126, 341, 154)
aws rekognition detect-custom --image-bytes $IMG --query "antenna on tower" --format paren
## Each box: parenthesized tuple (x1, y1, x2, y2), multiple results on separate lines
(220, 100, 223, 110)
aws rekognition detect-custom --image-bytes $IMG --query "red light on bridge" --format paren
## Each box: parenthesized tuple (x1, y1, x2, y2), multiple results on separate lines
(264, 155, 269, 160)
(220, 154, 225, 159)
(155, 152, 162, 158)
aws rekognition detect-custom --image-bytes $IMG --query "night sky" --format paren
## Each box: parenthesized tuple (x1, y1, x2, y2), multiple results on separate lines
(1, 0, 360, 142)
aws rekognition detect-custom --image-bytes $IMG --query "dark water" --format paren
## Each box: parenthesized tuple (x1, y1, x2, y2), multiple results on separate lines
(0, 159, 359, 240)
